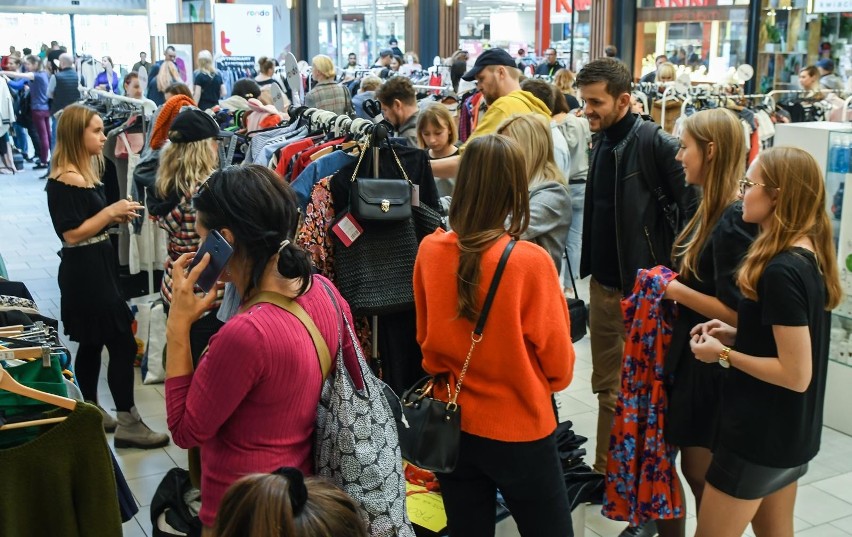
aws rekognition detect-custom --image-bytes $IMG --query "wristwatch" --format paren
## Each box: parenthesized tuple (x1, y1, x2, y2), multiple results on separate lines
(718, 346, 732, 369)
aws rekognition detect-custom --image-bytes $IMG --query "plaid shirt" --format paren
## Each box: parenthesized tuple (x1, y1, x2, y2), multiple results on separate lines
(304, 80, 353, 116)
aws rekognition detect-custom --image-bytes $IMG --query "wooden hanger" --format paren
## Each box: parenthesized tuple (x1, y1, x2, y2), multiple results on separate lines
(0, 368, 76, 430)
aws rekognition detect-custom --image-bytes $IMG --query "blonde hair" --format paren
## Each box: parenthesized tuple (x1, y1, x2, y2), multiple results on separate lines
(553, 69, 576, 95)
(496, 114, 566, 188)
(156, 139, 218, 198)
(673, 108, 744, 281)
(52, 104, 104, 186)
(157, 60, 180, 92)
(311, 55, 336, 79)
(656, 62, 676, 82)
(450, 135, 530, 320)
(197, 50, 215, 76)
(416, 104, 458, 149)
(737, 147, 842, 309)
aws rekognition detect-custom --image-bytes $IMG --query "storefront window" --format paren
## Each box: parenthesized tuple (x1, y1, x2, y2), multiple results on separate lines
(316, 0, 406, 68)
(635, 0, 750, 81)
(551, 0, 591, 72)
(0, 14, 72, 57)
(458, 0, 536, 58)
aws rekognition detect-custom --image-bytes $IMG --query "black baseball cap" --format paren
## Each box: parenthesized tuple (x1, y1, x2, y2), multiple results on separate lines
(462, 49, 517, 81)
(168, 108, 221, 143)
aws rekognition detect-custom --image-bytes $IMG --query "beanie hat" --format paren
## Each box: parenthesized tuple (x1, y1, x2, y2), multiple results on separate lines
(150, 94, 197, 150)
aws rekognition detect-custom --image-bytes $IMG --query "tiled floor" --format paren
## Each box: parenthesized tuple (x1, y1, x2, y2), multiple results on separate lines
(3, 165, 852, 536)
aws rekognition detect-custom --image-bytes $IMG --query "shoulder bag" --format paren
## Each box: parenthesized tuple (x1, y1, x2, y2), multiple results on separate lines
(393, 238, 515, 473)
(564, 246, 587, 343)
(349, 142, 412, 222)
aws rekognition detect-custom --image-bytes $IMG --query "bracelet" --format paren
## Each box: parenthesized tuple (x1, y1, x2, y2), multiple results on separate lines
(718, 346, 732, 369)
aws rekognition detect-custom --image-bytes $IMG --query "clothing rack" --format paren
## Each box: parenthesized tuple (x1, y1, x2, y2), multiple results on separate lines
(84, 89, 157, 115)
(659, 83, 744, 129)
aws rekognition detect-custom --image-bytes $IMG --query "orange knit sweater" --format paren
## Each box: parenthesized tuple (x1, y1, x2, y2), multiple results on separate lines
(413, 230, 575, 442)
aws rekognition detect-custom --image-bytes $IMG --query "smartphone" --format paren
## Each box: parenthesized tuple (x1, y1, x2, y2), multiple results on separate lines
(189, 230, 233, 292)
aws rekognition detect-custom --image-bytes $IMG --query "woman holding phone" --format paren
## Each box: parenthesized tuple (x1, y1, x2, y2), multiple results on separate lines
(690, 147, 842, 536)
(164, 165, 357, 534)
(46, 104, 169, 448)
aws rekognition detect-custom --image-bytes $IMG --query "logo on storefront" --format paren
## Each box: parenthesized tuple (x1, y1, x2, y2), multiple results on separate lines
(554, 0, 591, 12)
(654, 0, 716, 6)
(246, 9, 271, 16)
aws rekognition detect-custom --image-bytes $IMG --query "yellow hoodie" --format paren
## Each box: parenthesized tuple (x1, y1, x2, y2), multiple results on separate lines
(465, 89, 552, 145)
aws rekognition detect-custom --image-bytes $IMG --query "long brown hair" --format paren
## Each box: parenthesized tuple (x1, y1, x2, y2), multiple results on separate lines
(672, 108, 744, 280)
(51, 104, 103, 186)
(737, 147, 842, 309)
(213, 472, 369, 537)
(449, 135, 530, 320)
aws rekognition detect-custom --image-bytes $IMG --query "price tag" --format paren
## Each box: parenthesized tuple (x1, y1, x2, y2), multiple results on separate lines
(411, 184, 420, 207)
(331, 212, 364, 247)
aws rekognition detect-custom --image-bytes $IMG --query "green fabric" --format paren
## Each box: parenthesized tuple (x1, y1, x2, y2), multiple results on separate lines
(0, 358, 69, 448)
(0, 403, 121, 536)
(0, 251, 7, 279)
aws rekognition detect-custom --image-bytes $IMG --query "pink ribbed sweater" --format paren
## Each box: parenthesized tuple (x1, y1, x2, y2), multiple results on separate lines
(165, 275, 354, 527)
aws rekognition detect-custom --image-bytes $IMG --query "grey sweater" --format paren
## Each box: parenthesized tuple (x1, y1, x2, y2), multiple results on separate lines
(521, 181, 572, 273)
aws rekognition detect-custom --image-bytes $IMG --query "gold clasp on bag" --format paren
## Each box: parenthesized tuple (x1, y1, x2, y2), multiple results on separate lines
(381, 199, 390, 213)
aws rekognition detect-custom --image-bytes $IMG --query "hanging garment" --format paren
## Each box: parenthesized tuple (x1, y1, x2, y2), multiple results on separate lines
(0, 403, 122, 536)
(603, 265, 684, 526)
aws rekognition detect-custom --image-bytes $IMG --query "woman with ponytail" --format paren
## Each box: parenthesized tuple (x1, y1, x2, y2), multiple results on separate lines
(690, 147, 842, 537)
(163, 164, 358, 534)
(413, 134, 576, 536)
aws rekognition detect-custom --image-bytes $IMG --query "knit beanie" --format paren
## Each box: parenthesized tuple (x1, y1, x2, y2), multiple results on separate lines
(150, 95, 197, 150)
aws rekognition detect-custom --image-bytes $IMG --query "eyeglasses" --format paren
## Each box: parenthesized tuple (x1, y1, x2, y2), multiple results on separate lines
(193, 173, 225, 215)
(739, 178, 778, 196)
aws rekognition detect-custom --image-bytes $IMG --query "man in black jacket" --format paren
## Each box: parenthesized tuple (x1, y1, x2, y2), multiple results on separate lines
(535, 48, 563, 77)
(576, 57, 688, 490)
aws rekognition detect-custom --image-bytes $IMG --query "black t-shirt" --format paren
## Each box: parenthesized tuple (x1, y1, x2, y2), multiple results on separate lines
(194, 71, 223, 111)
(721, 248, 830, 468)
(666, 202, 757, 375)
(589, 112, 636, 288)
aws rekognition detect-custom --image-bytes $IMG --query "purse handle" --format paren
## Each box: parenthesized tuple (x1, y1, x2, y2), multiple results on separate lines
(564, 246, 582, 302)
(349, 139, 412, 185)
(448, 237, 516, 409)
(241, 289, 333, 382)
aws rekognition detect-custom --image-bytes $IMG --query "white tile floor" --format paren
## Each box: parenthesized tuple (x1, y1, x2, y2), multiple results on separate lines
(3, 166, 852, 536)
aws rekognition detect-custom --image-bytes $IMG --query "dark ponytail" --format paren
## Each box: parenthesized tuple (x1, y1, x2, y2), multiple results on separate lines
(194, 164, 313, 297)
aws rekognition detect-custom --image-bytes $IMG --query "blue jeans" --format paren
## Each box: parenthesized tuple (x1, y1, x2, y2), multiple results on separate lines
(563, 182, 585, 290)
(50, 115, 57, 153)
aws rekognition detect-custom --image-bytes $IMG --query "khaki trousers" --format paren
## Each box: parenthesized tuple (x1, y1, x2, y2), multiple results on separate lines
(589, 278, 626, 474)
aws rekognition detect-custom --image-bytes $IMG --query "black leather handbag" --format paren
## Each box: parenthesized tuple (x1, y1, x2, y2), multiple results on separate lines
(394, 239, 516, 473)
(349, 144, 412, 222)
(565, 247, 587, 343)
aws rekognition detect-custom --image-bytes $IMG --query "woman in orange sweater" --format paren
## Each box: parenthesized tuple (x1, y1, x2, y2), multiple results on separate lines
(413, 134, 576, 537)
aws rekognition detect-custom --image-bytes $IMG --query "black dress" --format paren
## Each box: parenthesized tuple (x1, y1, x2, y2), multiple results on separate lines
(46, 179, 133, 344)
(665, 202, 757, 448)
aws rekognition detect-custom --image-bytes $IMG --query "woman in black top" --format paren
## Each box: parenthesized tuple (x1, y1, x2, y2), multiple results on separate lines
(690, 146, 842, 537)
(193, 50, 225, 110)
(657, 109, 757, 537)
(46, 104, 169, 449)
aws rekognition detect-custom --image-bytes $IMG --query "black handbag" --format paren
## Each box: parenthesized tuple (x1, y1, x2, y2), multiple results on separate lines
(565, 247, 587, 343)
(395, 238, 516, 473)
(349, 144, 412, 222)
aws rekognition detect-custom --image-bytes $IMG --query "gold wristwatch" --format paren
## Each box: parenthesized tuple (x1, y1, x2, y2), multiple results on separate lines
(718, 346, 732, 369)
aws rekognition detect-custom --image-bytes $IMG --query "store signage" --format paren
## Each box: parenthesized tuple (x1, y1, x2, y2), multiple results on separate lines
(637, 6, 747, 22)
(654, 0, 717, 5)
(551, 0, 590, 24)
(213, 3, 274, 57)
(813, 0, 852, 13)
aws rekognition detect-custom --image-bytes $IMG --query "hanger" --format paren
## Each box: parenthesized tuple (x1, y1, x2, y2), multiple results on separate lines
(0, 368, 76, 431)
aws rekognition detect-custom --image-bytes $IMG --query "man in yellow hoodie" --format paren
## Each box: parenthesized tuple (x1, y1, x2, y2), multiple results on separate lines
(430, 48, 551, 178)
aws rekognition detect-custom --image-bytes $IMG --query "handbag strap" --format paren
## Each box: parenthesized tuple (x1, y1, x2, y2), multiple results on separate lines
(349, 139, 412, 185)
(564, 246, 581, 302)
(241, 290, 333, 381)
(450, 238, 516, 407)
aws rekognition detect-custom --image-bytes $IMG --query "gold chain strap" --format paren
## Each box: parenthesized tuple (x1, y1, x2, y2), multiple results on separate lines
(349, 139, 412, 186)
(349, 140, 370, 182)
(447, 332, 483, 410)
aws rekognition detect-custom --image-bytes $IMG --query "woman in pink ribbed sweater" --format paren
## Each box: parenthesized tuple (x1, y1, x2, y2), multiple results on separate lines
(163, 165, 358, 533)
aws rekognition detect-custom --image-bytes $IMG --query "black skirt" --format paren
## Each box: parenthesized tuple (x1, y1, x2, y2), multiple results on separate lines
(665, 352, 724, 449)
(706, 447, 808, 500)
(58, 240, 133, 344)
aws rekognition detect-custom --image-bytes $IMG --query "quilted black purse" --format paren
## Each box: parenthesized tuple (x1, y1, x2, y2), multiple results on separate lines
(393, 239, 515, 473)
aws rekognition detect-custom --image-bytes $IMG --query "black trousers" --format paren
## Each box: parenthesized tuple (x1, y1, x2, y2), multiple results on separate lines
(75, 330, 137, 411)
(436, 431, 574, 537)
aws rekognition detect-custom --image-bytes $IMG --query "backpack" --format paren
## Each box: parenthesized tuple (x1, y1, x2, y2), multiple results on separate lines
(15, 87, 32, 128)
(244, 282, 414, 537)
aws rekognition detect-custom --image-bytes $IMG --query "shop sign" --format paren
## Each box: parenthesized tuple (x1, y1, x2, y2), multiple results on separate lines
(813, 0, 852, 12)
(551, 0, 591, 24)
(637, 6, 747, 22)
(656, 0, 717, 5)
(213, 3, 274, 57)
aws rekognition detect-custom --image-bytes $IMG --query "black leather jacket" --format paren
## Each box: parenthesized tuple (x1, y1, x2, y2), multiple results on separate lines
(580, 114, 691, 296)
